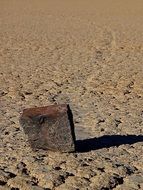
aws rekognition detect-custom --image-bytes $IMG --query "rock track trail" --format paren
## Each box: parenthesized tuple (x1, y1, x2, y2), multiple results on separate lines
(0, 0, 143, 189)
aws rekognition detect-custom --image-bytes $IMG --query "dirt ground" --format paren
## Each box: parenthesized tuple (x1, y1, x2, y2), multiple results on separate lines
(0, 0, 143, 189)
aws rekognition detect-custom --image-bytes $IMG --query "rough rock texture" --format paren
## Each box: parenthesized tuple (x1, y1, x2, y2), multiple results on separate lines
(0, 0, 143, 190)
(19, 104, 75, 152)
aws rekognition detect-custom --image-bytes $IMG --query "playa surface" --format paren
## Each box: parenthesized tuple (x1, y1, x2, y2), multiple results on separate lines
(0, 0, 143, 189)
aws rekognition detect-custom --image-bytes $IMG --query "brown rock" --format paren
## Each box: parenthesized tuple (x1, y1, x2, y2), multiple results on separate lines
(19, 104, 76, 152)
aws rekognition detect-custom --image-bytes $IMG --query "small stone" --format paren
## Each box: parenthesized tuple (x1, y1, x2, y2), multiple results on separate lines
(19, 104, 76, 152)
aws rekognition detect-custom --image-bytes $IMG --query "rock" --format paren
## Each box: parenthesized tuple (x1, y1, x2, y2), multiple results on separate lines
(19, 104, 76, 152)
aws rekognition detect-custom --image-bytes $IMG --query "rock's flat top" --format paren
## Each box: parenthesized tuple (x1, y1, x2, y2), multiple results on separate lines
(0, 0, 143, 189)
(21, 104, 68, 118)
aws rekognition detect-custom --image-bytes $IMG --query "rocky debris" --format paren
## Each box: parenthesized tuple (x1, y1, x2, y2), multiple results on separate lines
(19, 104, 75, 152)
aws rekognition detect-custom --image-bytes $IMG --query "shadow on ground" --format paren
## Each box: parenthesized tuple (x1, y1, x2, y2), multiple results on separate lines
(76, 135, 143, 153)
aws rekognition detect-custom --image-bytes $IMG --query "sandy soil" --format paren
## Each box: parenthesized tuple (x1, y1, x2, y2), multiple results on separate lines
(0, 0, 143, 189)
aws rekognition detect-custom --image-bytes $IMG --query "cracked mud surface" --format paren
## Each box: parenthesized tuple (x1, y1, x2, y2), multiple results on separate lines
(0, 0, 143, 189)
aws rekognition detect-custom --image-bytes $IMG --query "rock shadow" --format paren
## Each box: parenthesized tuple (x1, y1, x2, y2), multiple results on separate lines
(76, 135, 143, 153)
